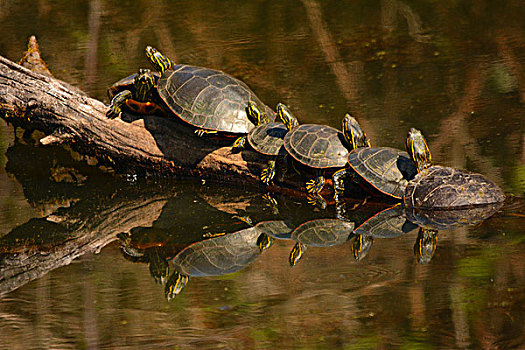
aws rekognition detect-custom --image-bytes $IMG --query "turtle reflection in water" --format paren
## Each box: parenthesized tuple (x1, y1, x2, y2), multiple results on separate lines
(254, 220, 296, 253)
(348, 204, 419, 261)
(409, 203, 503, 264)
(165, 226, 265, 300)
(289, 218, 354, 266)
(118, 230, 171, 284)
(350, 202, 503, 264)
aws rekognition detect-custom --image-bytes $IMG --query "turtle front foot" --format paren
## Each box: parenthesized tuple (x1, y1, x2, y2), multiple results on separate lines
(231, 136, 247, 152)
(262, 193, 279, 215)
(195, 129, 218, 137)
(261, 160, 276, 185)
(305, 176, 325, 194)
(307, 193, 327, 209)
(106, 105, 122, 119)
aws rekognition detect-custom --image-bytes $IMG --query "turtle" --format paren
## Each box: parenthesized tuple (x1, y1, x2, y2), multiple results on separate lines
(283, 114, 369, 199)
(349, 204, 419, 261)
(289, 218, 354, 266)
(233, 102, 300, 184)
(403, 128, 506, 209)
(107, 46, 274, 137)
(331, 117, 417, 201)
(164, 226, 263, 300)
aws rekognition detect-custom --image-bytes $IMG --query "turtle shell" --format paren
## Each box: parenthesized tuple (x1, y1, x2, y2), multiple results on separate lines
(158, 64, 274, 134)
(403, 166, 506, 209)
(171, 227, 261, 277)
(248, 122, 289, 156)
(353, 204, 418, 238)
(406, 202, 503, 230)
(291, 218, 354, 247)
(255, 220, 295, 240)
(348, 147, 417, 199)
(284, 124, 350, 168)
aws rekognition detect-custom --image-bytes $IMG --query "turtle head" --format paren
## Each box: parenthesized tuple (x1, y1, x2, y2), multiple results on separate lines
(406, 128, 432, 172)
(342, 114, 371, 150)
(276, 103, 299, 130)
(351, 234, 373, 261)
(134, 68, 156, 101)
(414, 228, 438, 265)
(164, 271, 189, 301)
(289, 242, 306, 267)
(246, 102, 265, 126)
(257, 233, 274, 253)
(145, 46, 174, 75)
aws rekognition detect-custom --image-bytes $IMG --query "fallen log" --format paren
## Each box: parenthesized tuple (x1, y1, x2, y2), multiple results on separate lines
(0, 36, 316, 194)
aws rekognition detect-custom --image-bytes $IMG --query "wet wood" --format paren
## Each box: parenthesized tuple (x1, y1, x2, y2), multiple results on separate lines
(0, 191, 169, 296)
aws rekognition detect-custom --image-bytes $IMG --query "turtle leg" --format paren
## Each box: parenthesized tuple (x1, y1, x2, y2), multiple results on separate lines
(332, 168, 347, 201)
(289, 242, 307, 267)
(305, 174, 325, 194)
(261, 159, 277, 185)
(307, 193, 327, 209)
(275, 155, 288, 182)
(107, 90, 132, 119)
(262, 193, 280, 215)
(195, 129, 219, 137)
(231, 136, 247, 152)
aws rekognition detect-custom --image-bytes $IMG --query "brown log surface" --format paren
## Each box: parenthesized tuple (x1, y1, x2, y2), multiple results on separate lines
(0, 40, 286, 186)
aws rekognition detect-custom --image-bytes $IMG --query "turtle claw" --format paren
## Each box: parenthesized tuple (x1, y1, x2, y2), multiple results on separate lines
(195, 129, 218, 137)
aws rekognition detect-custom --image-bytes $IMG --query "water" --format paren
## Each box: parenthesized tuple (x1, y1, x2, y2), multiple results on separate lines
(0, 1, 524, 348)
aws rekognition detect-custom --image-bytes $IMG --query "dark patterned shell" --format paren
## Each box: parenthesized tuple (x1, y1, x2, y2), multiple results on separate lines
(284, 124, 350, 168)
(348, 147, 417, 199)
(255, 220, 295, 240)
(291, 219, 354, 247)
(248, 123, 289, 156)
(158, 64, 274, 134)
(353, 204, 418, 238)
(406, 203, 503, 230)
(404, 166, 506, 209)
(171, 227, 261, 277)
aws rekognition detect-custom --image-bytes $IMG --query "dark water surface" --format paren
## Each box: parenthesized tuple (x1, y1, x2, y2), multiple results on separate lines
(0, 1, 524, 349)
